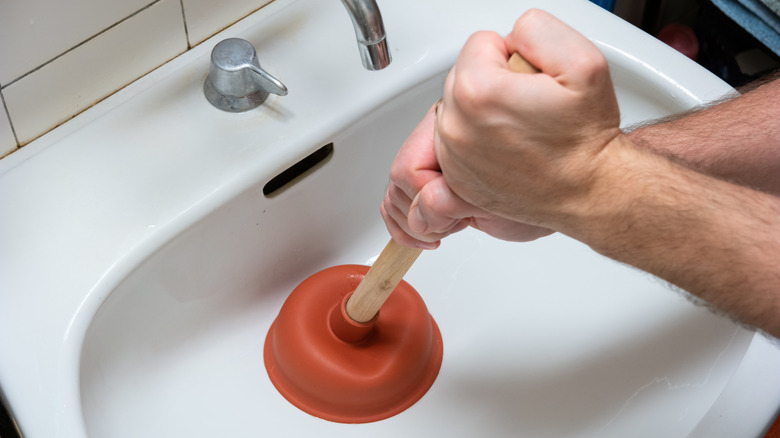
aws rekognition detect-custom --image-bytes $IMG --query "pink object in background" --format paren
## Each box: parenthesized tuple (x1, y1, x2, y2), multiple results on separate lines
(657, 23, 700, 61)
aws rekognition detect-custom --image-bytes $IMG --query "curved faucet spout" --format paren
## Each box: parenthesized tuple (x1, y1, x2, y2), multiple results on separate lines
(339, 0, 391, 70)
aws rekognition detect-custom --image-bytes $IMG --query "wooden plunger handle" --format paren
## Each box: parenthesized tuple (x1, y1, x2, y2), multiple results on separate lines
(345, 53, 538, 324)
(346, 239, 423, 323)
(507, 52, 540, 74)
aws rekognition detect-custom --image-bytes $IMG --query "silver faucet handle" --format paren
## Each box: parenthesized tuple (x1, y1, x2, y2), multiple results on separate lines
(204, 38, 288, 112)
(247, 64, 288, 97)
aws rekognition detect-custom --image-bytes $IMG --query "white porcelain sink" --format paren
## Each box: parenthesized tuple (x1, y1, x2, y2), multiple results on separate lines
(1, 0, 779, 437)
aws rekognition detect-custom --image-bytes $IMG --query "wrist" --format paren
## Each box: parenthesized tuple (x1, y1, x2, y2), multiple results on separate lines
(556, 134, 674, 251)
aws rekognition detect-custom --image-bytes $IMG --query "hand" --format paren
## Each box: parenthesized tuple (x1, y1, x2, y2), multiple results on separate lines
(381, 105, 553, 249)
(434, 9, 623, 232)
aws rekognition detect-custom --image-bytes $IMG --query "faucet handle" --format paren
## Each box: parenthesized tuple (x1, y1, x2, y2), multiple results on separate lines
(247, 64, 288, 97)
(204, 38, 288, 112)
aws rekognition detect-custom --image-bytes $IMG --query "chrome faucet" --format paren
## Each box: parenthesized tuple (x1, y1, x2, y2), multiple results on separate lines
(339, 0, 391, 70)
(203, 38, 288, 112)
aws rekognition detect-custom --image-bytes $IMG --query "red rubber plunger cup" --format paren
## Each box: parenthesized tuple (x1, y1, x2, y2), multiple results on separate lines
(263, 240, 443, 423)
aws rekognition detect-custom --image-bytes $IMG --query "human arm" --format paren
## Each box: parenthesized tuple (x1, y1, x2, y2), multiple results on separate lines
(391, 9, 780, 336)
(567, 135, 780, 337)
(626, 75, 780, 194)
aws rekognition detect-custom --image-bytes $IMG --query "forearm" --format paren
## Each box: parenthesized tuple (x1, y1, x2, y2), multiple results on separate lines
(566, 135, 780, 336)
(626, 75, 780, 194)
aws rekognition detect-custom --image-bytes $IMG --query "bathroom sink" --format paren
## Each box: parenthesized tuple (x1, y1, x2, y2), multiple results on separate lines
(1, 0, 779, 437)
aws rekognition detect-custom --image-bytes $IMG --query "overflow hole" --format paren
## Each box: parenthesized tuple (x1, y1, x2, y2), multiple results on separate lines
(263, 143, 334, 197)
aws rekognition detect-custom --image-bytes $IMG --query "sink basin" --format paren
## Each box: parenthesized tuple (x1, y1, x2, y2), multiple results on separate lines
(1, 0, 779, 437)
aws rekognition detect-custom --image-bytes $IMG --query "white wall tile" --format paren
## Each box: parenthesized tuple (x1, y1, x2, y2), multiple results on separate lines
(0, 0, 153, 85)
(182, 0, 273, 46)
(0, 100, 18, 158)
(3, 0, 187, 145)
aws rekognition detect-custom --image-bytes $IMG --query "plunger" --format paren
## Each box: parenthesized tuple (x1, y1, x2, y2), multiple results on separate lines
(264, 52, 537, 423)
(263, 238, 443, 423)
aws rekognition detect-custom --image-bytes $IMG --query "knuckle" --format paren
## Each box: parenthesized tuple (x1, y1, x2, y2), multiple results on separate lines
(451, 71, 491, 114)
(571, 50, 609, 81)
(388, 161, 406, 184)
(382, 196, 398, 220)
(517, 8, 545, 28)
(385, 185, 404, 206)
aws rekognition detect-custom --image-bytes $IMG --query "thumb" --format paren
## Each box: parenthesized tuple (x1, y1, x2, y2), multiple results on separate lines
(408, 176, 475, 236)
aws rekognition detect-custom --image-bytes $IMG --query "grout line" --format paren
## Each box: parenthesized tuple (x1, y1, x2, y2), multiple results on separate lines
(0, 0, 163, 91)
(179, 0, 192, 49)
(187, 0, 276, 49)
(0, 90, 21, 148)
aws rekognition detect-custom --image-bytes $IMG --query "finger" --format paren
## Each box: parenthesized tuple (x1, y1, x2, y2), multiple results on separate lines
(382, 190, 423, 239)
(390, 105, 441, 201)
(380, 202, 440, 250)
(457, 31, 512, 74)
(505, 9, 608, 90)
(409, 175, 485, 235)
(385, 182, 413, 217)
(441, 31, 513, 116)
(383, 189, 453, 243)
